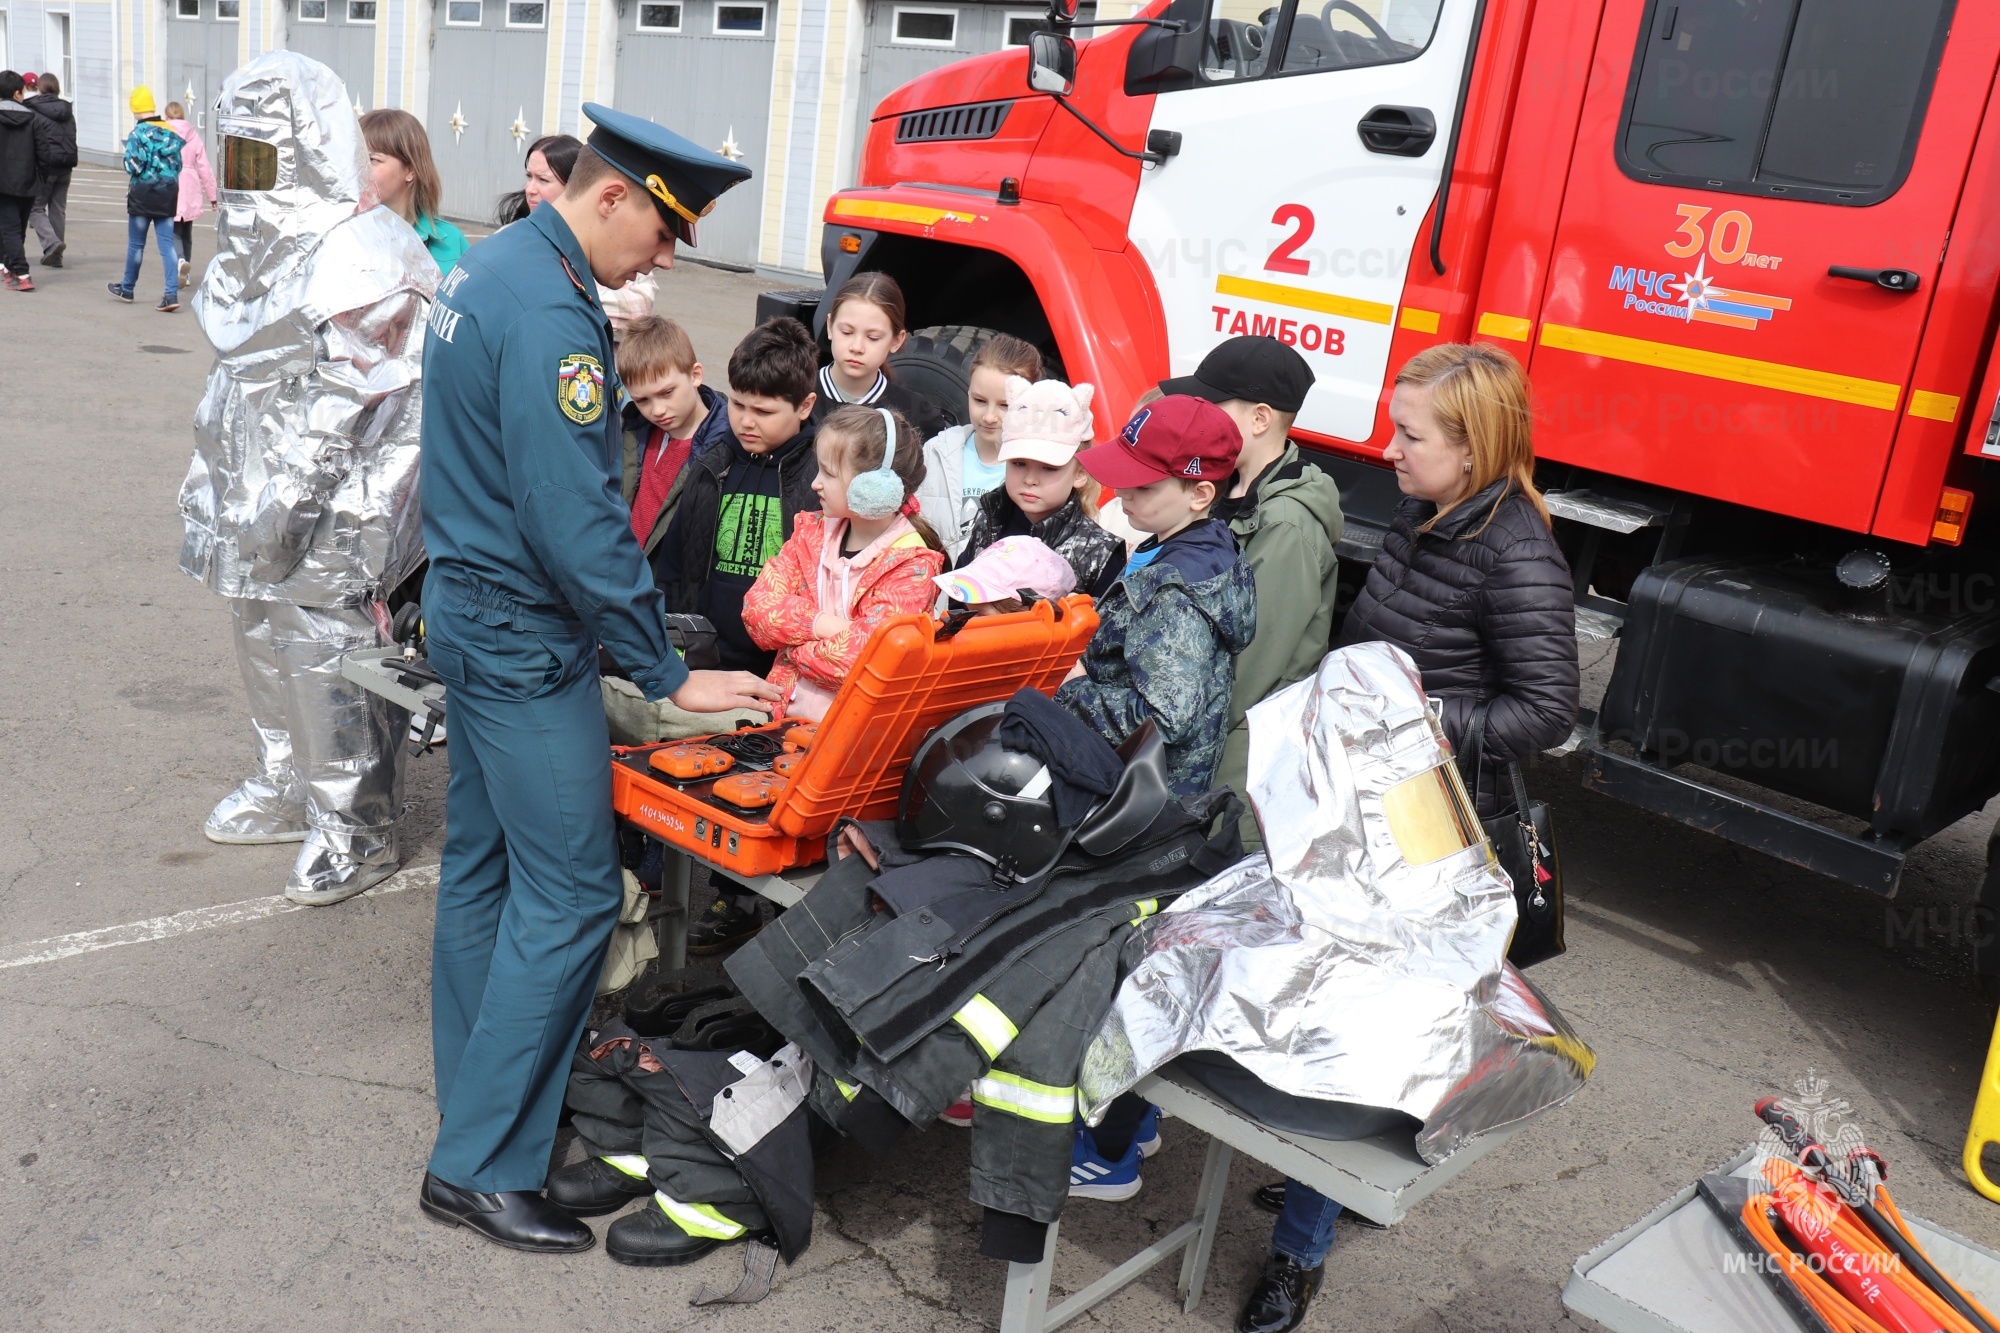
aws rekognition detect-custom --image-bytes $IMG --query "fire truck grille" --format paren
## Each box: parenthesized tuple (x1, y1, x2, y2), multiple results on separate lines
(895, 100, 1014, 144)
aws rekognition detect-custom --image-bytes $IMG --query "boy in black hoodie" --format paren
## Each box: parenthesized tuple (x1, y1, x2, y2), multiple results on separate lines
(657, 317, 821, 676)
(658, 318, 821, 955)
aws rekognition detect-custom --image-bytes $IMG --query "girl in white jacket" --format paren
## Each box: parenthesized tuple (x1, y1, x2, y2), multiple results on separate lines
(916, 333, 1043, 559)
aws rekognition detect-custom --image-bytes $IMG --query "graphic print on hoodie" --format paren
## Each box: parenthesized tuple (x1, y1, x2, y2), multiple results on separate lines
(699, 431, 814, 673)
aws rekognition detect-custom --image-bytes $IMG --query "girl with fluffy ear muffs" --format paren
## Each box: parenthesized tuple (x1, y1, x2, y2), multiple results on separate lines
(742, 405, 949, 720)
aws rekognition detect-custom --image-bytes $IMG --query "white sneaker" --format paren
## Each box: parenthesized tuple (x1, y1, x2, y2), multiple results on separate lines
(178, 258, 191, 286)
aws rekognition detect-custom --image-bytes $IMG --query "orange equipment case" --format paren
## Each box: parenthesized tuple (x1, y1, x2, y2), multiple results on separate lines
(610, 595, 1099, 877)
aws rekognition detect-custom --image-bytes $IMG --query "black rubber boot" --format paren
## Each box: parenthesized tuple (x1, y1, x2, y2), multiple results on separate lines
(545, 1156, 653, 1216)
(1236, 1253, 1325, 1333)
(688, 896, 763, 955)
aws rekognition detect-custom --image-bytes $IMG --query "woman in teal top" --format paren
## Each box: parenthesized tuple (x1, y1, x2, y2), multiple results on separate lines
(360, 108, 468, 275)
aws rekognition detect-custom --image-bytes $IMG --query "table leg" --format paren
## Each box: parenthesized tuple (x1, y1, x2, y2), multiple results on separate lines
(999, 1220, 1060, 1333)
(1178, 1136, 1234, 1312)
(659, 843, 692, 973)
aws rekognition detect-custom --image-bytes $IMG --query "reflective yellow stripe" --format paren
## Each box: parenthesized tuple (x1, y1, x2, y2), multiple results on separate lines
(829, 198, 981, 227)
(654, 1191, 748, 1240)
(602, 1154, 649, 1179)
(1909, 390, 1960, 422)
(1215, 274, 1395, 326)
(834, 1078, 860, 1102)
(1478, 311, 1534, 341)
(1399, 306, 1441, 334)
(1539, 322, 1901, 411)
(1128, 898, 1159, 926)
(951, 993, 1020, 1060)
(972, 1071, 1076, 1124)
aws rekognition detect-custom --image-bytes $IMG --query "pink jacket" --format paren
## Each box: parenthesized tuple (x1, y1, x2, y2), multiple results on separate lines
(168, 120, 216, 224)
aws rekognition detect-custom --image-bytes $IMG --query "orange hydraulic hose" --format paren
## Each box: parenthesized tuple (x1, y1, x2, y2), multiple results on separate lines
(1743, 1159, 1999, 1333)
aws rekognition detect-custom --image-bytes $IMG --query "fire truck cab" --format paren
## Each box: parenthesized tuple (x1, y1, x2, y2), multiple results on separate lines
(768, 0, 2000, 983)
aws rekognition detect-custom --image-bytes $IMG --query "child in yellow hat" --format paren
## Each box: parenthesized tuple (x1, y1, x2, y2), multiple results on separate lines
(113, 85, 185, 311)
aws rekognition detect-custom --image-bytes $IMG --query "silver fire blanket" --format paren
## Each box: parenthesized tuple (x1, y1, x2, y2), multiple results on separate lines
(179, 50, 438, 607)
(1079, 641, 1594, 1164)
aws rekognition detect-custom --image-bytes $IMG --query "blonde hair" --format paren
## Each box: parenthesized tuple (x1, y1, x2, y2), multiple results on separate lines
(618, 315, 699, 386)
(1393, 342, 1546, 531)
(164, 101, 187, 120)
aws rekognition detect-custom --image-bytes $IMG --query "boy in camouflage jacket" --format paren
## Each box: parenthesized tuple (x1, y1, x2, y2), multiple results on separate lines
(1057, 396, 1256, 797)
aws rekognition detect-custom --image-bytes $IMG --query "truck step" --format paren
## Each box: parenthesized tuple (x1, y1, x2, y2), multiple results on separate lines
(1575, 603, 1622, 643)
(1545, 488, 1676, 534)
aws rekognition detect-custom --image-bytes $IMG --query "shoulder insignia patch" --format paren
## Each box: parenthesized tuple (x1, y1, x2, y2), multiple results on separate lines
(558, 353, 606, 424)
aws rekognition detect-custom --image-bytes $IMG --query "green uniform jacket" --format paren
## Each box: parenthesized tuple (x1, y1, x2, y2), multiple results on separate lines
(1216, 440, 1344, 847)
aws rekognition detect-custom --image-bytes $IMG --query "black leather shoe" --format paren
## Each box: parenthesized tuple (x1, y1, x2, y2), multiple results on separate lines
(1236, 1253, 1324, 1333)
(545, 1156, 653, 1216)
(688, 896, 763, 955)
(419, 1173, 595, 1253)
(605, 1197, 744, 1267)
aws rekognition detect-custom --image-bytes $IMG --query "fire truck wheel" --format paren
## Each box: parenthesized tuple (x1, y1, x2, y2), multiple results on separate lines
(891, 325, 1065, 434)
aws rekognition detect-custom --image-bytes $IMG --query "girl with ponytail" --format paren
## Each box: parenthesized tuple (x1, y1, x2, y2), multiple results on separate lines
(743, 405, 948, 719)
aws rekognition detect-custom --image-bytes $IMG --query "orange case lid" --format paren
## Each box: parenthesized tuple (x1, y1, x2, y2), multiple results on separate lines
(766, 595, 1097, 838)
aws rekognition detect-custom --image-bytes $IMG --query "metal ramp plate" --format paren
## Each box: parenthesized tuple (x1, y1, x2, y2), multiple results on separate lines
(1564, 1148, 2000, 1333)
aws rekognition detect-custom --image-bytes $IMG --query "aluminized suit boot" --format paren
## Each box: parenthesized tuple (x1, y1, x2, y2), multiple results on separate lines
(206, 598, 309, 844)
(274, 601, 409, 906)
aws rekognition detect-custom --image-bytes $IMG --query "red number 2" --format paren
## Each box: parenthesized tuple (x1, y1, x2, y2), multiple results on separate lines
(1265, 204, 1314, 276)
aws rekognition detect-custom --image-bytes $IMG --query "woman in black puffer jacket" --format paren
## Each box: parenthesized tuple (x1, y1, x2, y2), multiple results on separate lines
(1343, 342, 1578, 816)
(1233, 347, 1578, 1333)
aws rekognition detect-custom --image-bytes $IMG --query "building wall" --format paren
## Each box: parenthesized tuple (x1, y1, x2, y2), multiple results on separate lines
(10, 0, 1017, 270)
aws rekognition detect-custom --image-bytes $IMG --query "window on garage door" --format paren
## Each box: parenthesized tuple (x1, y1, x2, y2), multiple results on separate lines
(446, 0, 482, 24)
(1617, 0, 1955, 206)
(176, 0, 200, 18)
(297, 0, 327, 19)
(507, 0, 546, 26)
(714, 3, 765, 34)
(893, 7, 957, 45)
(637, 1, 683, 30)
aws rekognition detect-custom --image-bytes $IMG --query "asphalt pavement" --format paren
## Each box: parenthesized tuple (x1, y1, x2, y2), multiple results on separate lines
(3, 168, 1998, 1331)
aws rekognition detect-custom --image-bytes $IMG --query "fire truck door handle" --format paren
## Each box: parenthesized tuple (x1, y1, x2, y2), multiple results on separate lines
(1357, 106, 1436, 157)
(1828, 265, 1921, 293)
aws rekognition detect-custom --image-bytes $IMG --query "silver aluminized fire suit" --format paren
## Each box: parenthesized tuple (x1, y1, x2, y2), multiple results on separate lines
(178, 51, 439, 904)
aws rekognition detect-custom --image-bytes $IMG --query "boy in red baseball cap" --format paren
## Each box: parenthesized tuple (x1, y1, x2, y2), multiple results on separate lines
(1057, 394, 1258, 799)
(1055, 392, 1259, 1203)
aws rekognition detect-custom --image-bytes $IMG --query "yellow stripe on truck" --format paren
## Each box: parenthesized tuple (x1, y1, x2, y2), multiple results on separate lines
(1908, 390, 1960, 423)
(1215, 275, 1395, 326)
(1539, 323, 1902, 412)
(828, 199, 982, 227)
(1477, 312, 1534, 341)
(1399, 307, 1442, 334)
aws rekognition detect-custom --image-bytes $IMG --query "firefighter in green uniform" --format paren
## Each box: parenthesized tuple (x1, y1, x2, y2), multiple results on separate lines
(415, 104, 779, 1253)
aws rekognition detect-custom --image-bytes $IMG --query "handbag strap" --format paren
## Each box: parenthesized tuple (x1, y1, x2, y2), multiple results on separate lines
(1457, 698, 1534, 812)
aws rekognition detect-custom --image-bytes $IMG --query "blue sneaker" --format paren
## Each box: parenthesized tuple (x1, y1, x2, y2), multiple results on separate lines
(1069, 1125, 1143, 1201)
(1134, 1103, 1164, 1159)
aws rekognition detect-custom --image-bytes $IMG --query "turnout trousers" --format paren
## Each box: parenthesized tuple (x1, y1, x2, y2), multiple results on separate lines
(423, 596, 623, 1192)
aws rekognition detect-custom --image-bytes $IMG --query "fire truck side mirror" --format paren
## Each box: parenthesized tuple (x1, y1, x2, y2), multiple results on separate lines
(1044, 0, 1080, 26)
(1028, 30, 1078, 97)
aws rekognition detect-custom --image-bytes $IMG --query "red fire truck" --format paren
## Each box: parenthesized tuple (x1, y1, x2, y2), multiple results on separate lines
(763, 0, 2000, 984)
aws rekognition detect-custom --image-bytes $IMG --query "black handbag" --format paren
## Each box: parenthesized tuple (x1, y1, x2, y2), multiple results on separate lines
(1458, 701, 1566, 969)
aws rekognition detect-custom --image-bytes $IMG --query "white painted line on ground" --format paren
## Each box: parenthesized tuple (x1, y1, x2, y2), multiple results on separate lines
(0, 863, 440, 972)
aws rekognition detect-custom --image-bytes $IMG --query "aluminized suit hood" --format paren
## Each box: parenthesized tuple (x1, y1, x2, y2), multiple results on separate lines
(1079, 641, 1593, 1164)
(197, 49, 370, 326)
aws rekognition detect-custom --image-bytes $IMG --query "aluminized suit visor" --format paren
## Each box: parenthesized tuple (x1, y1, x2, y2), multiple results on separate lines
(1079, 642, 1593, 1164)
(180, 50, 438, 607)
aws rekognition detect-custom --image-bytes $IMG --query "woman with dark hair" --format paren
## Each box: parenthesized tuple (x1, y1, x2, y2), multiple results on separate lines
(497, 132, 655, 334)
(494, 132, 579, 226)
(361, 108, 466, 273)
